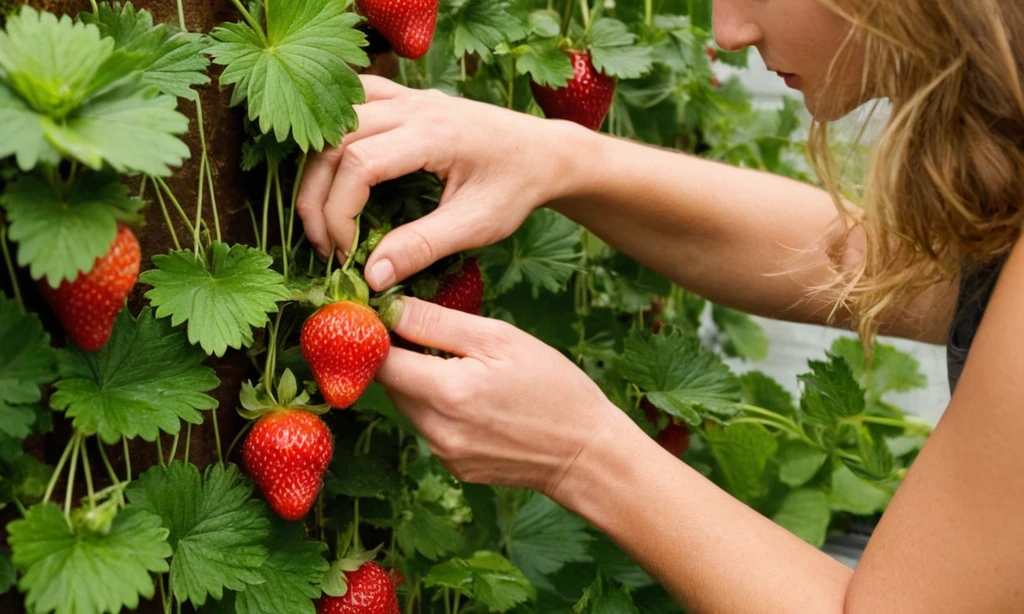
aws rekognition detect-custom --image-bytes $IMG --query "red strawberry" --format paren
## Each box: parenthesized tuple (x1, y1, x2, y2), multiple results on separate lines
(301, 301, 390, 409)
(641, 399, 691, 458)
(705, 46, 718, 62)
(316, 561, 400, 614)
(243, 409, 334, 521)
(40, 225, 140, 352)
(529, 50, 616, 131)
(429, 257, 483, 315)
(356, 0, 438, 60)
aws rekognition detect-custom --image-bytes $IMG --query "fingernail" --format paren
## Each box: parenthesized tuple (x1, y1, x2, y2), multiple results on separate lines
(368, 258, 395, 289)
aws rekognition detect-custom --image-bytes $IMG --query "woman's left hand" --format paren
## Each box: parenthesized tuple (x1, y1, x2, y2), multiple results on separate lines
(375, 298, 626, 499)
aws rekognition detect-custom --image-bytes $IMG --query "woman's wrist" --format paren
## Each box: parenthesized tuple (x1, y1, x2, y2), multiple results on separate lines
(534, 118, 608, 213)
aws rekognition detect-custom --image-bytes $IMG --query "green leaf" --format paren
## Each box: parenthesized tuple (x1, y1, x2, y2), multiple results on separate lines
(81, 2, 211, 101)
(481, 209, 582, 296)
(2, 171, 143, 286)
(0, 552, 13, 595)
(771, 488, 831, 547)
(140, 242, 291, 357)
(852, 427, 894, 479)
(617, 328, 743, 425)
(514, 39, 574, 87)
(828, 465, 892, 515)
(574, 576, 640, 614)
(712, 305, 768, 361)
(830, 338, 926, 400)
(452, 0, 528, 62)
(127, 462, 271, 607)
(0, 402, 37, 439)
(705, 422, 778, 505)
(208, 0, 368, 151)
(425, 551, 535, 613)
(529, 9, 562, 38)
(739, 371, 797, 416)
(324, 439, 403, 499)
(397, 504, 464, 561)
(0, 82, 59, 170)
(0, 296, 57, 408)
(798, 354, 865, 423)
(234, 519, 329, 614)
(506, 493, 593, 585)
(585, 19, 653, 79)
(777, 440, 828, 487)
(50, 308, 219, 444)
(9, 503, 171, 614)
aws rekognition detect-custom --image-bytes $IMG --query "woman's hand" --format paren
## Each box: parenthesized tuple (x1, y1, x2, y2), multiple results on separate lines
(296, 75, 583, 292)
(375, 297, 628, 498)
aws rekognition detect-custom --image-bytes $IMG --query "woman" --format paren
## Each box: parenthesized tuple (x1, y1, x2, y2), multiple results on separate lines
(297, 1, 1024, 611)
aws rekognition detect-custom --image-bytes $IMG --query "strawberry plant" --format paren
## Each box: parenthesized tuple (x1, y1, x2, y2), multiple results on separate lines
(0, 1, 933, 613)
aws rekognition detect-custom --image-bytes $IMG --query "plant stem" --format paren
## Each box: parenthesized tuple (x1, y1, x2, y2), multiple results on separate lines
(184, 424, 193, 464)
(288, 153, 308, 254)
(580, 0, 591, 32)
(211, 404, 224, 465)
(97, 443, 125, 507)
(158, 575, 169, 614)
(741, 404, 802, 432)
(64, 432, 83, 518)
(123, 437, 132, 482)
(261, 164, 274, 253)
(80, 437, 96, 511)
(168, 432, 180, 465)
(155, 178, 198, 245)
(561, 0, 574, 36)
(152, 178, 183, 251)
(644, 0, 653, 27)
(176, 0, 186, 29)
(507, 58, 515, 109)
(229, 0, 267, 44)
(194, 152, 206, 254)
(225, 420, 253, 461)
(0, 225, 24, 310)
(206, 152, 222, 242)
(263, 308, 284, 399)
(90, 0, 99, 13)
(452, 593, 462, 614)
(156, 436, 166, 468)
(444, 588, 451, 614)
(43, 435, 77, 503)
(275, 169, 289, 280)
(341, 214, 361, 272)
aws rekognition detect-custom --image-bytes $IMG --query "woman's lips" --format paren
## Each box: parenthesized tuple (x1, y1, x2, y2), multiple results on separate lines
(776, 72, 799, 88)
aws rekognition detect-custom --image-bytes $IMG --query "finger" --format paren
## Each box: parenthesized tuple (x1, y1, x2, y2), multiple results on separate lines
(360, 74, 412, 102)
(364, 205, 487, 290)
(343, 98, 412, 148)
(296, 147, 344, 259)
(322, 128, 438, 258)
(374, 346, 446, 399)
(388, 298, 502, 358)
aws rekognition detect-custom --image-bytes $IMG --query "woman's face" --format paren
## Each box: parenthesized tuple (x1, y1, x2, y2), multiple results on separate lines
(713, 0, 866, 120)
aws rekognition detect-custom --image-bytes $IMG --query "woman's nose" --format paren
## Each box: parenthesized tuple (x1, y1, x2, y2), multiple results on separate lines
(712, 1, 764, 51)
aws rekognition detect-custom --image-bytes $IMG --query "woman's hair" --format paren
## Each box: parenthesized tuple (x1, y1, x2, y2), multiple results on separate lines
(809, 0, 1024, 344)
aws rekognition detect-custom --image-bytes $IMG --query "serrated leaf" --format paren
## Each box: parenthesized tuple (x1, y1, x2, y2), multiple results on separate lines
(828, 465, 892, 515)
(208, 0, 368, 151)
(712, 305, 768, 361)
(234, 519, 329, 614)
(528, 10, 561, 38)
(50, 308, 219, 444)
(481, 209, 582, 296)
(396, 504, 464, 561)
(771, 489, 830, 547)
(617, 328, 743, 425)
(0, 82, 59, 170)
(853, 427, 894, 479)
(0, 296, 57, 409)
(798, 354, 865, 423)
(127, 462, 271, 607)
(585, 19, 652, 79)
(0, 403, 37, 439)
(140, 242, 290, 357)
(0, 552, 13, 595)
(9, 503, 171, 614)
(830, 337, 926, 400)
(514, 39, 574, 87)
(81, 2, 211, 101)
(1, 171, 143, 286)
(705, 422, 777, 505)
(739, 371, 796, 416)
(777, 440, 827, 487)
(452, 0, 528, 62)
(425, 551, 535, 613)
(506, 493, 593, 585)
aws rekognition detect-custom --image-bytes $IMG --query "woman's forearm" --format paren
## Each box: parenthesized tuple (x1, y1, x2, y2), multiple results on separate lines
(554, 406, 853, 613)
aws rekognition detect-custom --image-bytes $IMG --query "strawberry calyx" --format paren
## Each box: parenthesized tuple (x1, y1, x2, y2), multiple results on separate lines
(237, 368, 329, 420)
(320, 544, 384, 598)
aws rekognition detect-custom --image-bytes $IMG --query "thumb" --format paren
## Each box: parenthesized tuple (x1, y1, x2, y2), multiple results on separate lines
(364, 205, 484, 291)
(390, 297, 500, 358)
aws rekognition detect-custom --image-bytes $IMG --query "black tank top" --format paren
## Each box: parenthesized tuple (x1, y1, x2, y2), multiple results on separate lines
(946, 259, 1005, 393)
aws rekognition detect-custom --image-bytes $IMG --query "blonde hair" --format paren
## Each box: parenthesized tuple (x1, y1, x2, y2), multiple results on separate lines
(810, 0, 1024, 344)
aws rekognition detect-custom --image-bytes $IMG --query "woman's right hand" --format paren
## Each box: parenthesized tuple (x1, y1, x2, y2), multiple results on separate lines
(296, 75, 583, 291)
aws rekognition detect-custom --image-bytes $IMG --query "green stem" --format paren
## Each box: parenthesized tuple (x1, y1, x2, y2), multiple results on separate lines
(80, 437, 96, 511)
(844, 414, 932, 433)
(261, 164, 274, 253)
(64, 432, 83, 518)
(0, 224, 24, 310)
(229, 0, 267, 44)
(97, 443, 125, 507)
(156, 436, 166, 468)
(287, 153, 308, 256)
(263, 308, 284, 400)
(225, 421, 253, 461)
(507, 57, 515, 109)
(644, 0, 652, 27)
(184, 424, 193, 464)
(212, 404, 224, 465)
(159, 575, 169, 614)
(275, 168, 289, 280)
(192, 96, 222, 243)
(90, 0, 99, 13)
(580, 0, 591, 32)
(193, 150, 206, 254)
(741, 404, 802, 432)
(176, 0, 186, 29)
(152, 178, 183, 251)
(561, 0, 574, 36)
(452, 592, 462, 614)
(444, 588, 451, 614)
(123, 437, 132, 482)
(155, 178, 198, 245)
(341, 214, 361, 272)
(168, 432, 180, 465)
(206, 152, 222, 242)
(43, 435, 78, 503)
